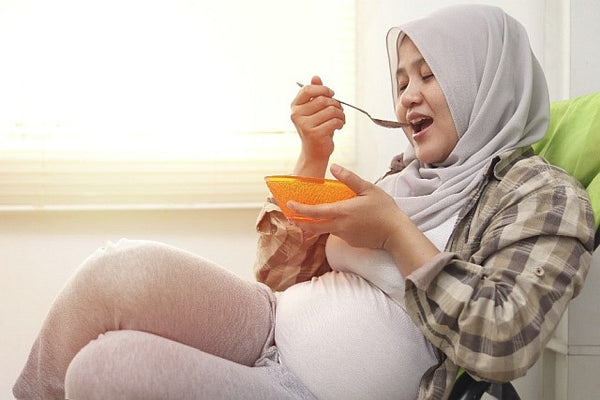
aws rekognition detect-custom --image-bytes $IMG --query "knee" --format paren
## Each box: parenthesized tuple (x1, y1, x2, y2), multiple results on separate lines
(65, 331, 175, 400)
(64, 333, 112, 399)
(73, 239, 167, 294)
(64, 331, 133, 399)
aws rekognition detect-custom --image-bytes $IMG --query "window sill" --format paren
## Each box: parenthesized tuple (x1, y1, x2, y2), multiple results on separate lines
(0, 202, 264, 213)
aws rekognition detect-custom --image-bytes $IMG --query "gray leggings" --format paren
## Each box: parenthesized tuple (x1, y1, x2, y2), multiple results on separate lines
(13, 239, 315, 400)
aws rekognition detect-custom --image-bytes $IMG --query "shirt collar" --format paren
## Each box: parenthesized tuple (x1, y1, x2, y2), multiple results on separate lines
(455, 146, 535, 226)
(484, 146, 535, 180)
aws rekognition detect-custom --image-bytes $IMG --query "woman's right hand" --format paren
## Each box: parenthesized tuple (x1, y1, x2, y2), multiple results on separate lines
(291, 76, 345, 177)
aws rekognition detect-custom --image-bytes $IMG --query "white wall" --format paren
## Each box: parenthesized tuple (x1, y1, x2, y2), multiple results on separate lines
(2, 0, 599, 397)
(569, 0, 600, 97)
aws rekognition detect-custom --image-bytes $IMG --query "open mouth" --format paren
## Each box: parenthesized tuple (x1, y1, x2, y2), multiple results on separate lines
(410, 117, 433, 133)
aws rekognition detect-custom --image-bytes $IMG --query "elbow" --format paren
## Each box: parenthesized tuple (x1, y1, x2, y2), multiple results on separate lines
(455, 330, 545, 383)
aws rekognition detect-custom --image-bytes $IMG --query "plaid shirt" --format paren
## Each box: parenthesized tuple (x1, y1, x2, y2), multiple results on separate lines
(254, 147, 596, 399)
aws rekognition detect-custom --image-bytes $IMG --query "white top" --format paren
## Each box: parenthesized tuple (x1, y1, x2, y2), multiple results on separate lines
(324, 212, 457, 306)
(274, 211, 456, 398)
(273, 216, 459, 399)
(275, 271, 437, 400)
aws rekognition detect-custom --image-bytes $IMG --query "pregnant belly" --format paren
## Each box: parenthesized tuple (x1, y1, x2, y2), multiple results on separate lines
(275, 271, 437, 400)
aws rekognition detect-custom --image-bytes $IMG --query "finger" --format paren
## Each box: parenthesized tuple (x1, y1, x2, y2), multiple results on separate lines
(311, 75, 324, 85)
(293, 95, 344, 117)
(287, 200, 338, 221)
(288, 214, 335, 236)
(292, 83, 335, 108)
(288, 217, 331, 236)
(329, 164, 371, 195)
(291, 100, 346, 136)
(312, 117, 345, 134)
(293, 118, 344, 140)
(297, 103, 346, 127)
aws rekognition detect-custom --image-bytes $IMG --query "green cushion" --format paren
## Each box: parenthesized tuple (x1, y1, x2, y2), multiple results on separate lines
(587, 174, 600, 230)
(532, 92, 600, 229)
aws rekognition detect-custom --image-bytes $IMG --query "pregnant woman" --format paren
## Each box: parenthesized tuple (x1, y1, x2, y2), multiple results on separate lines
(14, 4, 594, 399)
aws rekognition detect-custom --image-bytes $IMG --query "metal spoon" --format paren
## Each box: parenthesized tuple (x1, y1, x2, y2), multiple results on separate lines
(296, 82, 407, 129)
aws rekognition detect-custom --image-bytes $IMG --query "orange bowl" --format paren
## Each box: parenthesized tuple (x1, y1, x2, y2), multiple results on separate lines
(264, 175, 357, 221)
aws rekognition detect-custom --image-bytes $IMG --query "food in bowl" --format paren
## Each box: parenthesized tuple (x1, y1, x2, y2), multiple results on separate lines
(264, 175, 357, 221)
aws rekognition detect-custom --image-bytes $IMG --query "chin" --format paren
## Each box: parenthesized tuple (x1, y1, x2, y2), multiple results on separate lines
(416, 155, 444, 166)
(415, 151, 435, 165)
(415, 145, 452, 165)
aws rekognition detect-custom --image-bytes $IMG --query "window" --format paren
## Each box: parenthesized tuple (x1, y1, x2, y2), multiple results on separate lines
(0, 0, 356, 209)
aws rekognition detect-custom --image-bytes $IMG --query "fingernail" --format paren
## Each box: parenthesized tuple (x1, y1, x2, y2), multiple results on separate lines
(330, 163, 342, 174)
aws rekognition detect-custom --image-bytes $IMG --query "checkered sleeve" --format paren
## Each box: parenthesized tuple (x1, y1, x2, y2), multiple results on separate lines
(406, 158, 596, 387)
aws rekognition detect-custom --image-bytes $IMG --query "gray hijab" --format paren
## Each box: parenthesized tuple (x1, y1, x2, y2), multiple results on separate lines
(378, 4, 550, 231)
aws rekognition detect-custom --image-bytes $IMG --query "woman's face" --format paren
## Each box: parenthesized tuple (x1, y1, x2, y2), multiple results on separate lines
(395, 37, 458, 165)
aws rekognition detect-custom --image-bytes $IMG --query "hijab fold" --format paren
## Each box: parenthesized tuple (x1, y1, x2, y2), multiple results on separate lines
(379, 4, 549, 231)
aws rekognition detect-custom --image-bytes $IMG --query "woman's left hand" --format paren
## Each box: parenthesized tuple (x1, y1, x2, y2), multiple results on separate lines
(287, 164, 409, 250)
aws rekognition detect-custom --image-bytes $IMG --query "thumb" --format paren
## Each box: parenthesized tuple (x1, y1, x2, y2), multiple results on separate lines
(311, 75, 324, 86)
(330, 164, 370, 195)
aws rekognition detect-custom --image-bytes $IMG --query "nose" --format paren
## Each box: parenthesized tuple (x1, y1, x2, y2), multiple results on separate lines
(399, 82, 423, 109)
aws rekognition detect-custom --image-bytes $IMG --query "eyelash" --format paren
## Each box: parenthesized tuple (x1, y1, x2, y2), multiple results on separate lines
(397, 73, 434, 93)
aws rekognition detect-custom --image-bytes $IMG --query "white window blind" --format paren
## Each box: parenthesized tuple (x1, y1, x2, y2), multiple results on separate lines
(0, 0, 356, 209)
